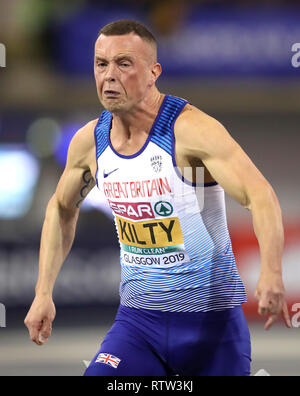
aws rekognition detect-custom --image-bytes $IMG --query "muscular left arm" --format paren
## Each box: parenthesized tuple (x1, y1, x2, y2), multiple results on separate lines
(175, 107, 291, 330)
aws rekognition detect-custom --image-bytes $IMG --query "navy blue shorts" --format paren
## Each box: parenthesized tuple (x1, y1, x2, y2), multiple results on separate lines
(84, 304, 251, 376)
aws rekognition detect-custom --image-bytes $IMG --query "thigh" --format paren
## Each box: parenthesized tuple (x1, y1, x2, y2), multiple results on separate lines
(84, 321, 168, 376)
(169, 306, 251, 376)
(199, 340, 251, 376)
(199, 307, 252, 376)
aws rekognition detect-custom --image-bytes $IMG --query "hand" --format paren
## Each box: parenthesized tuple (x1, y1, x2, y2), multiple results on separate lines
(24, 296, 56, 345)
(255, 272, 291, 330)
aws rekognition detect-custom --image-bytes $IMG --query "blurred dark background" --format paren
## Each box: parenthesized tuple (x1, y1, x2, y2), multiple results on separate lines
(0, 0, 299, 376)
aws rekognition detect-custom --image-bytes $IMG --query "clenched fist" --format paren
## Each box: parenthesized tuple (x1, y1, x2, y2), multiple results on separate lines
(24, 296, 56, 345)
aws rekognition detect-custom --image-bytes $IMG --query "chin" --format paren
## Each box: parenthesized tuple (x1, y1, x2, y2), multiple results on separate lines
(103, 100, 129, 114)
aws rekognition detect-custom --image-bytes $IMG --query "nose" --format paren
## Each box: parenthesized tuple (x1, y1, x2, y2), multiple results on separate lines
(104, 63, 117, 82)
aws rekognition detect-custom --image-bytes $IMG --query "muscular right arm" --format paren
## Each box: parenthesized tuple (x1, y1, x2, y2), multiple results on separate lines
(36, 166, 95, 297)
(35, 170, 94, 297)
(25, 120, 97, 345)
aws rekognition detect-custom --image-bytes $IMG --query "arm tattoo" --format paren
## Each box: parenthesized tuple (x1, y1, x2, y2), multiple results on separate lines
(76, 170, 94, 208)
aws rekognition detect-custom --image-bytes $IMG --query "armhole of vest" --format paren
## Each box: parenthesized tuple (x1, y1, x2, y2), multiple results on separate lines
(171, 99, 191, 185)
(94, 114, 103, 189)
(171, 101, 218, 188)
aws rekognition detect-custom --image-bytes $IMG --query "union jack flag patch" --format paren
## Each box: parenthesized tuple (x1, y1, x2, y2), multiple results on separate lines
(95, 353, 121, 369)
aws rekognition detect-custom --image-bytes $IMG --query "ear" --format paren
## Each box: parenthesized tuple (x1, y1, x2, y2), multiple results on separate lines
(149, 63, 162, 86)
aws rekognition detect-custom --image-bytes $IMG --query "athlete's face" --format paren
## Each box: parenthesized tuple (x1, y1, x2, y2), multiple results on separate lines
(94, 33, 160, 113)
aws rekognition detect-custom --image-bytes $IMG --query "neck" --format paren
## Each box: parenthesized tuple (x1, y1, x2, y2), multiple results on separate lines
(111, 88, 164, 137)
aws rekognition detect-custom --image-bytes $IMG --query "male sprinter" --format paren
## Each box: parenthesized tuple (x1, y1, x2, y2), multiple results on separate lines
(25, 20, 291, 376)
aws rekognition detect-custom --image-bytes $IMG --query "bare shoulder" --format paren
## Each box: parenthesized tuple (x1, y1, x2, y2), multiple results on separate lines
(174, 104, 231, 158)
(67, 119, 98, 169)
(55, 119, 98, 210)
(69, 119, 98, 154)
(175, 104, 224, 138)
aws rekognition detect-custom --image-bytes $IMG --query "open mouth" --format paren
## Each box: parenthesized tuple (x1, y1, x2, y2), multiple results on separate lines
(104, 90, 120, 97)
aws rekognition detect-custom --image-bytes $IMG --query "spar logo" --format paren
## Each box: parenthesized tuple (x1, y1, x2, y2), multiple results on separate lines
(108, 201, 155, 220)
(154, 201, 173, 217)
(108, 200, 174, 220)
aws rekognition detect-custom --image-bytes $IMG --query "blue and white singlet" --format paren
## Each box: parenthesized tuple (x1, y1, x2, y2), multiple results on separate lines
(94, 94, 247, 312)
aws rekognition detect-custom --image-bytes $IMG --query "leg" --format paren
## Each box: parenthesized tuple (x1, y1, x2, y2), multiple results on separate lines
(84, 320, 168, 376)
(199, 340, 251, 376)
(200, 306, 252, 376)
(168, 305, 251, 376)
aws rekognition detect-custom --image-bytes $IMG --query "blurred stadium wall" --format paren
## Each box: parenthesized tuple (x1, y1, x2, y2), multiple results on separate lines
(0, 0, 299, 321)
